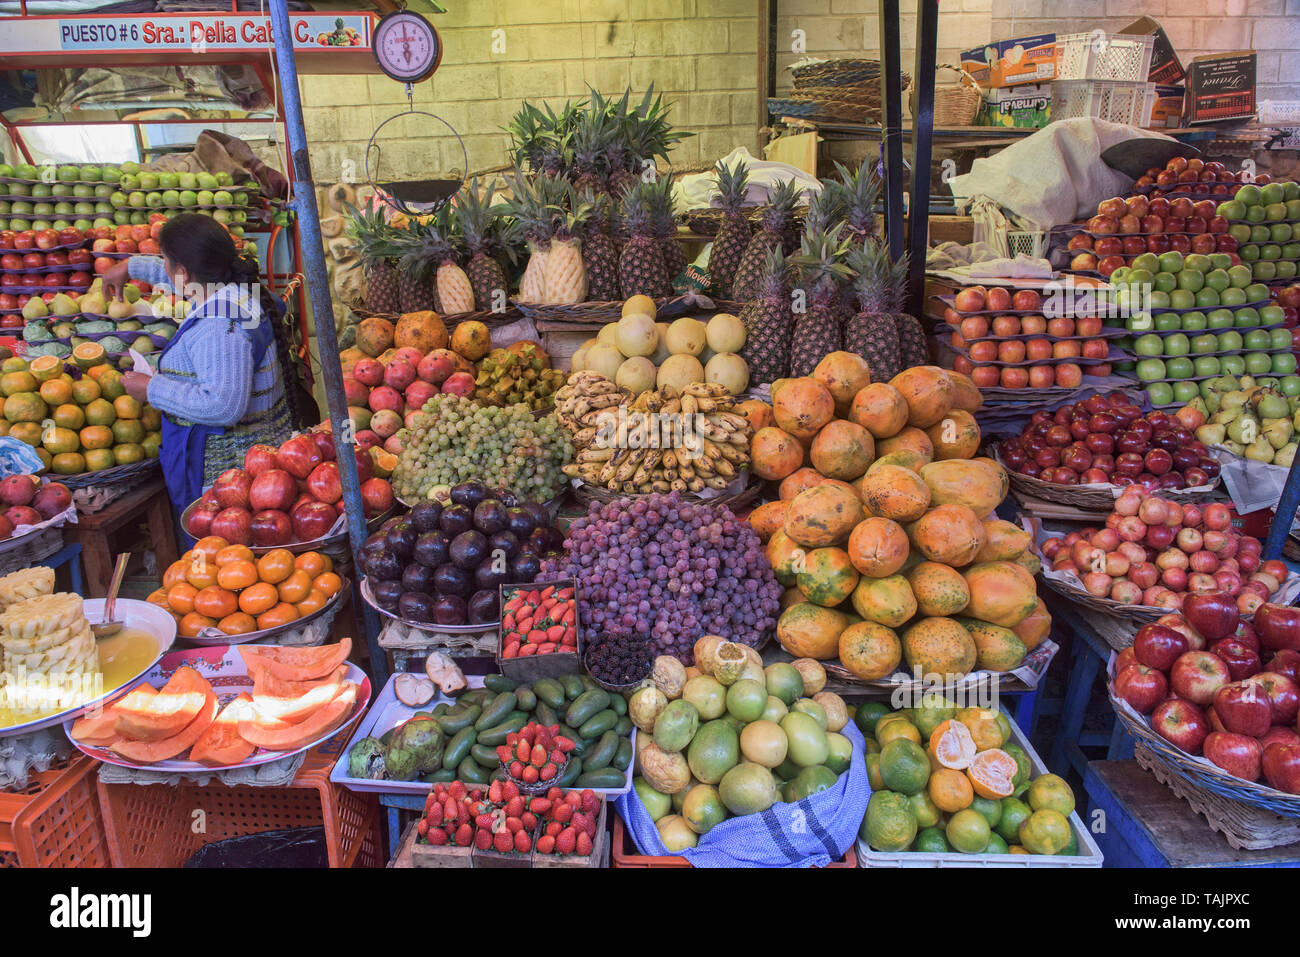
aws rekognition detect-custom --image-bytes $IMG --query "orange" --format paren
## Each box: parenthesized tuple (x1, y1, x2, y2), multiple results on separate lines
(146, 588, 170, 609)
(256, 548, 294, 585)
(52, 403, 85, 431)
(194, 586, 238, 620)
(39, 379, 71, 406)
(256, 602, 300, 630)
(83, 398, 116, 427)
(84, 448, 115, 471)
(70, 378, 101, 404)
(928, 766, 974, 813)
(77, 425, 112, 450)
(1018, 808, 1072, 855)
(185, 558, 218, 590)
(277, 569, 312, 604)
(294, 551, 331, 578)
(218, 612, 258, 636)
(165, 582, 198, 615)
(956, 707, 1005, 751)
(967, 748, 1018, 800)
(162, 560, 191, 590)
(178, 611, 217, 639)
(237, 581, 279, 616)
(296, 588, 329, 616)
(41, 426, 79, 455)
(214, 544, 254, 566)
(113, 394, 142, 419)
(930, 720, 977, 771)
(313, 572, 343, 598)
(1026, 774, 1076, 817)
(216, 559, 258, 591)
(191, 536, 229, 564)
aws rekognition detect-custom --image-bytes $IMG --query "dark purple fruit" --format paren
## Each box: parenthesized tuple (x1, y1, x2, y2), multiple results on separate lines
(372, 578, 403, 611)
(505, 507, 535, 539)
(521, 502, 550, 529)
(379, 515, 404, 534)
(413, 530, 450, 569)
(433, 563, 473, 598)
(433, 594, 468, 626)
(491, 488, 519, 508)
(468, 589, 499, 624)
(488, 530, 519, 560)
(398, 591, 437, 623)
(475, 558, 507, 592)
(385, 519, 417, 560)
(366, 548, 403, 581)
(439, 503, 474, 537)
(410, 501, 443, 533)
(361, 531, 388, 559)
(509, 550, 541, 582)
(473, 498, 508, 535)
(450, 529, 488, 569)
(401, 563, 436, 594)
(528, 527, 558, 555)
(450, 481, 488, 508)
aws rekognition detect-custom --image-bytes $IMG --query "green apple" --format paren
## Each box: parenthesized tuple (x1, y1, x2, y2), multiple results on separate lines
(213, 190, 233, 206)
(1146, 382, 1175, 406)
(1157, 251, 1185, 274)
(1111, 267, 1132, 285)
(1261, 182, 1286, 205)
(50, 219, 71, 231)
(119, 161, 140, 175)
(1245, 352, 1274, 374)
(144, 192, 164, 208)
(74, 219, 94, 232)
(1195, 287, 1221, 308)
(1227, 264, 1253, 289)
(1166, 356, 1194, 379)
(216, 171, 233, 187)
(113, 210, 130, 225)
(232, 209, 248, 224)
(231, 191, 248, 206)
(1219, 287, 1248, 307)
(52, 201, 72, 216)
(1170, 289, 1197, 309)
(1287, 199, 1300, 220)
(1221, 354, 1247, 376)
(1250, 224, 1271, 244)
(196, 189, 214, 206)
(161, 189, 180, 207)
(1270, 223, 1293, 243)
(1240, 244, 1261, 262)
(179, 190, 198, 207)
(1228, 223, 1252, 243)
(138, 172, 158, 190)
(1149, 290, 1171, 310)
(129, 211, 147, 225)
(1163, 332, 1191, 356)
(1286, 183, 1300, 202)
(1184, 254, 1212, 273)
(72, 183, 91, 198)
(1270, 328, 1293, 350)
(1246, 204, 1268, 224)
(71, 202, 91, 216)
(1218, 200, 1246, 221)
(1193, 355, 1221, 378)
(1135, 333, 1166, 356)
(1266, 203, 1288, 222)
(1128, 268, 1155, 287)
(212, 208, 232, 224)
(1261, 243, 1283, 261)
(1208, 253, 1233, 271)
(1218, 330, 1244, 351)
(1189, 333, 1216, 353)
(1136, 357, 1168, 381)
(1153, 271, 1178, 294)
(1172, 379, 1202, 402)
(9, 200, 31, 215)
(1277, 261, 1298, 280)
(1284, 243, 1300, 260)
(1132, 253, 1161, 274)
(157, 172, 179, 190)
(1154, 311, 1183, 331)
(56, 164, 78, 180)
(1181, 310, 1206, 331)
(13, 163, 36, 179)
(93, 184, 112, 199)
(1235, 306, 1262, 327)
(127, 190, 145, 207)
(29, 220, 51, 232)
(1205, 269, 1231, 294)
(109, 191, 128, 208)
(101, 167, 121, 185)
(1260, 304, 1286, 325)
(7, 219, 28, 231)
(7, 183, 29, 197)
(1254, 261, 1278, 281)
(1177, 269, 1205, 292)
(1270, 354, 1295, 375)
(1243, 329, 1272, 350)
(227, 225, 244, 238)
(1246, 283, 1271, 302)
(196, 172, 218, 190)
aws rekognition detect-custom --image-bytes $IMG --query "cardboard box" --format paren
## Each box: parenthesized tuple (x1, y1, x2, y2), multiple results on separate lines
(961, 34, 1057, 88)
(1186, 51, 1256, 125)
(979, 83, 1051, 128)
(1120, 17, 1184, 85)
(1145, 85, 1185, 129)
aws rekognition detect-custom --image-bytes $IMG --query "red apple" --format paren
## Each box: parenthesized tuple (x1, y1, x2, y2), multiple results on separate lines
(249, 468, 298, 512)
(211, 468, 251, 510)
(185, 500, 221, 538)
(275, 434, 323, 480)
(1170, 650, 1231, 705)
(1256, 604, 1300, 652)
(291, 500, 337, 542)
(1134, 623, 1190, 671)
(1208, 639, 1261, 681)
(1268, 648, 1300, 684)
(1243, 671, 1300, 725)
(1262, 743, 1300, 794)
(1151, 698, 1210, 755)
(243, 443, 279, 478)
(1203, 731, 1263, 781)
(209, 506, 253, 546)
(1115, 663, 1168, 714)
(360, 477, 394, 517)
(306, 462, 343, 505)
(1182, 592, 1240, 643)
(1213, 681, 1273, 737)
(250, 509, 294, 547)
(310, 430, 337, 462)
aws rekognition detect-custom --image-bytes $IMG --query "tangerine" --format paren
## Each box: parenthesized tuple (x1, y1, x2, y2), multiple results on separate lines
(52, 403, 84, 430)
(191, 536, 229, 563)
(7, 421, 41, 446)
(145, 588, 170, 609)
(218, 612, 257, 636)
(313, 572, 343, 597)
(294, 551, 331, 577)
(83, 397, 116, 426)
(945, 808, 991, 854)
(162, 560, 190, 590)
(185, 559, 219, 590)
(1026, 774, 1076, 817)
(38, 379, 72, 406)
(955, 707, 1005, 751)
(928, 766, 974, 813)
(51, 452, 85, 475)
(930, 719, 977, 770)
(216, 559, 258, 591)
(70, 379, 101, 404)
(113, 394, 142, 419)
(214, 544, 254, 566)
(78, 425, 114, 450)
(967, 748, 1018, 800)
(165, 582, 198, 615)
(256, 548, 294, 584)
(296, 588, 329, 616)
(83, 448, 115, 471)
(193, 586, 238, 620)
(238, 582, 279, 615)
(1018, 808, 1071, 855)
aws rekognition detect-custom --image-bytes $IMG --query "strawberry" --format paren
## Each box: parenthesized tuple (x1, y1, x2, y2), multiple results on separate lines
(549, 749, 565, 765)
(527, 629, 547, 645)
(423, 793, 439, 817)
(537, 643, 557, 655)
(546, 820, 563, 837)
(546, 623, 565, 642)
(475, 812, 497, 830)
(580, 789, 599, 814)
(514, 830, 531, 853)
(454, 823, 473, 847)
(505, 816, 523, 834)
(417, 818, 430, 838)
(488, 780, 503, 803)
(530, 743, 547, 766)
(528, 797, 552, 815)
(516, 740, 532, 763)
(561, 606, 576, 624)
(541, 585, 555, 601)
(502, 642, 519, 659)
(556, 587, 573, 600)
(522, 765, 540, 783)
(555, 735, 576, 753)
(565, 791, 582, 806)
(547, 786, 564, 802)
(443, 797, 458, 823)
(428, 827, 450, 846)
(553, 801, 574, 823)
(561, 627, 577, 645)
(509, 760, 524, 777)
(455, 803, 470, 826)
(505, 732, 520, 747)
(475, 829, 492, 850)
(537, 834, 555, 854)
(448, 781, 467, 802)
(504, 795, 524, 818)
(493, 830, 514, 853)
(526, 589, 540, 605)
(519, 644, 538, 657)
(502, 780, 520, 801)
(556, 826, 577, 855)
(502, 612, 516, 631)
(521, 811, 537, 831)
(576, 831, 593, 855)
(539, 763, 557, 781)
(573, 811, 590, 836)
(496, 745, 513, 763)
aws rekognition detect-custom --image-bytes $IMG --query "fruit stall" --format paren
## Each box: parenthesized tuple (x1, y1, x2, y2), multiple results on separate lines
(0, 0, 1298, 879)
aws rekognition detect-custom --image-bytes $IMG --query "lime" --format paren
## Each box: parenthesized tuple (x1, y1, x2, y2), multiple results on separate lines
(913, 826, 950, 854)
(861, 790, 917, 852)
(997, 796, 1033, 843)
(878, 738, 930, 796)
(984, 832, 1009, 854)
(946, 808, 992, 853)
(854, 701, 890, 735)
(1002, 742, 1032, 788)
(908, 790, 942, 828)
(969, 795, 1002, 829)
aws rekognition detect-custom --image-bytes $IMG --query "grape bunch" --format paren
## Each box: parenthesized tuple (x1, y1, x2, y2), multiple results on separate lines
(393, 394, 573, 504)
(541, 491, 782, 661)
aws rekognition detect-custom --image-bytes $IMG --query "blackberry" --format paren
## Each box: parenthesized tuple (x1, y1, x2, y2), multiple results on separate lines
(586, 634, 654, 685)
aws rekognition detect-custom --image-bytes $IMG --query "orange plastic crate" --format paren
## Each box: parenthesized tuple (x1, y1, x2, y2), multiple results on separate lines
(0, 755, 111, 868)
(96, 734, 382, 868)
(611, 813, 857, 868)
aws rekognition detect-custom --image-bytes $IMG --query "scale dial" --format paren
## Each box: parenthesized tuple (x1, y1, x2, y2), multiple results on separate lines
(372, 10, 442, 85)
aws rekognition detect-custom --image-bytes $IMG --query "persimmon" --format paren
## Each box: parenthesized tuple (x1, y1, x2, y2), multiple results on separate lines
(218, 612, 258, 635)
(296, 588, 329, 616)
(162, 560, 191, 590)
(214, 544, 255, 566)
(256, 548, 295, 585)
(256, 602, 300, 630)
(277, 569, 312, 604)
(216, 559, 258, 591)
(165, 582, 198, 615)
(146, 588, 170, 608)
(194, 585, 238, 620)
(186, 558, 219, 590)
(313, 572, 343, 597)
(191, 535, 229, 564)
(179, 611, 217, 638)
(294, 551, 330, 578)
(237, 582, 279, 616)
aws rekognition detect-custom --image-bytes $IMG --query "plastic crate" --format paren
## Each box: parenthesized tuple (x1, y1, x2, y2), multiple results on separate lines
(0, 755, 110, 867)
(1056, 32, 1153, 83)
(96, 737, 383, 868)
(611, 814, 858, 868)
(1006, 230, 1049, 259)
(1260, 100, 1300, 125)
(1050, 79, 1155, 127)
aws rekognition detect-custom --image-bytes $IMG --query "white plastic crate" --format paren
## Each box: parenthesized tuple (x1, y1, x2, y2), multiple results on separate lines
(1050, 79, 1155, 128)
(1260, 100, 1300, 125)
(1006, 229, 1048, 259)
(1056, 32, 1154, 83)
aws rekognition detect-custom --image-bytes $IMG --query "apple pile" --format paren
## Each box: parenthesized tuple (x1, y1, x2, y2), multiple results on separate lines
(0, 475, 73, 539)
(943, 285, 1111, 388)
(1136, 156, 1264, 197)
(999, 396, 1221, 490)
(1040, 488, 1282, 612)
(343, 347, 476, 457)
(184, 431, 395, 547)
(1113, 597, 1300, 793)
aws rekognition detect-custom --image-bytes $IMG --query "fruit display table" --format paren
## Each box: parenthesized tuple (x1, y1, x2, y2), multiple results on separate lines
(1084, 760, 1300, 867)
(64, 475, 178, 597)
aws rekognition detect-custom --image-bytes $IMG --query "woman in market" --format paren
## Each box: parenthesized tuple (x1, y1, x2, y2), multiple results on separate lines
(101, 212, 296, 513)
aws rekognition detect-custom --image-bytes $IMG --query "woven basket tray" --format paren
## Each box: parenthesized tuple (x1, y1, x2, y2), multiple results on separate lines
(57, 457, 158, 491)
(0, 525, 62, 577)
(514, 295, 719, 325)
(570, 473, 764, 512)
(342, 293, 523, 330)
(996, 449, 1223, 510)
(929, 64, 982, 126)
(1038, 573, 1164, 626)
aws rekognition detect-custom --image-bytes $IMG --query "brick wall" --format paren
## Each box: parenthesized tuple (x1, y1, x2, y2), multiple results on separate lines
(297, 0, 761, 185)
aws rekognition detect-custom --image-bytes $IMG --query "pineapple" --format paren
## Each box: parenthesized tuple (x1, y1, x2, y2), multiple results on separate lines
(576, 189, 621, 301)
(542, 189, 588, 305)
(705, 160, 752, 298)
(505, 169, 557, 304)
(457, 178, 515, 314)
(889, 253, 929, 368)
(836, 159, 882, 244)
(730, 180, 801, 301)
(618, 181, 670, 299)
(739, 246, 793, 385)
(344, 202, 404, 313)
(844, 240, 902, 382)
(646, 176, 686, 287)
(430, 204, 474, 314)
(789, 224, 853, 378)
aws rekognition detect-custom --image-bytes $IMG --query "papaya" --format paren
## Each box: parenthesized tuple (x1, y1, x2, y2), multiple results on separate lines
(945, 371, 983, 412)
(847, 516, 910, 577)
(848, 383, 908, 438)
(906, 561, 971, 617)
(747, 500, 790, 542)
(850, 574, 917, 628)
(809, 419, 875, 480)
(890, 366, 955, 428)
(772, 378, 835, 439)
(962, 562, 1039, 628)
(71, 685, 156, 745)
(113, 667, 211, 741)
(237, 682, 358, 752)
(956, 617, 1028, 673)
(190, 693, 258, 767)
(795, 547, 860, 607)
(974, 518, 1032, 563)
(858, 465, 930, 523)
(238, 637, 351, 682)
(1012, 598, 1052, 651)
(838, 621, 902, 681)
(766, 529, 804, 586)
(253, 664, 347, 698)
(248, 674, 345, 724)
(901, 617, 977, 680)
(876, 427, 934, 465)
(109, 690, 218, 764)
(925, 409, 980, 460)
(751, 427, 804, 481)
(919, 460, 1005, 519)
(783, 484, 864, 548)
(908, 504, 986, 567)
(776, 603, 854, 660)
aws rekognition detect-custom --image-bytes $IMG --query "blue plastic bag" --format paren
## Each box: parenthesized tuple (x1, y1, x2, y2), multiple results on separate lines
(0, 438, 44, 480)
(616, 718, 871, 867)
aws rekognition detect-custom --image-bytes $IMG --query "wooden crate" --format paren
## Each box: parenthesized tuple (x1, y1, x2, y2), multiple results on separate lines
(406, 828, 473, 868)
(531, 800, 608, 869)
(393, 799, 608, 868)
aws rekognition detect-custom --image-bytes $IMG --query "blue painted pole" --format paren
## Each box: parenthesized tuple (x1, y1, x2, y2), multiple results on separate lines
(1264, 452, 1300, 562)
(268, 0, 388, 686)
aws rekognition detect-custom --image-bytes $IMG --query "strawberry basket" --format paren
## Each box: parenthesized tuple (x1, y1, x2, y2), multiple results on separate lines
(496, 579, 581, 681)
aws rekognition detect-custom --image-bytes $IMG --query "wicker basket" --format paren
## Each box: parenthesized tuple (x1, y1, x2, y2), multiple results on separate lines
(570, 473, 764, 512)
(0, 525, 62, 576)
(1038, 573, 1164, 626)
(997, 448, 1223, 511)
(341, 291, 522, 330)
(928, 65, 982, 126)
(60, 458, 160, 513)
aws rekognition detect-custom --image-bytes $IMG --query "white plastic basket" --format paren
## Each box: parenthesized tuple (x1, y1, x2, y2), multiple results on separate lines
(1006, 229, 1049, 259)
(856, 710, 1105, 867)
(1260, 100, 1300, 125)
(1050, 79, 1155, 128)
(1056, 32, 1154, 83)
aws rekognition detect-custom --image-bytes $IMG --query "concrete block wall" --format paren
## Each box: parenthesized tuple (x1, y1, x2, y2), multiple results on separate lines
(297, 0, 762, 185)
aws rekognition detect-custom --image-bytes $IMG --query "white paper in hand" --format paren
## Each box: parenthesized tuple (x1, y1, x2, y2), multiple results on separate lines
(127, 349, 154, 376)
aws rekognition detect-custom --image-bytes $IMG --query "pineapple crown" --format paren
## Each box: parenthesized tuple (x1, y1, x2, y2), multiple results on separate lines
(757, 245, 789, 299)
(846, 238, 902, 314)
(397, 205, 461, 279)
(759, 179, 802, 234)
(549, 183, 593, 242)
(503, 167, 561, 243)
(643, 176, 678, 239)
(575, 187, 612, 235)
(619, 180, 654, 235)
(456, 178, 522, 262)
(343, 201, 408, 265)
(834, 159, 882, 240)
(792, 223, 853, 295)
(625, 84, 692, 171)
(714, 159, 750, 214)
(803, 184, 847, 238)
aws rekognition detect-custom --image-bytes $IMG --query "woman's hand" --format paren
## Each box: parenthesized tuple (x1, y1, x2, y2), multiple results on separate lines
(122, 371, 151, 404)
(101, 259, 132, 302)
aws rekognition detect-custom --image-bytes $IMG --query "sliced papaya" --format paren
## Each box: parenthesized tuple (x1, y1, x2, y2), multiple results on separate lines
(114, 667, 212, 741)
(71, 685, 156, 745)
(253, 663, 347, 698)
(237, 682, 358, 752)
(109, 690, 218, 763)
(190, 693, 257, 767)
(246, 637, 351, 682)
(249, 673, 345, 724)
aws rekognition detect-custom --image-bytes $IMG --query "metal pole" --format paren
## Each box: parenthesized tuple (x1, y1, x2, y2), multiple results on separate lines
(906, 0, 938, 316)
(878, 0, 905, 259)
(268, 0, 388, 687)
(1264, 454, 1300, 561)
